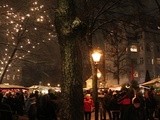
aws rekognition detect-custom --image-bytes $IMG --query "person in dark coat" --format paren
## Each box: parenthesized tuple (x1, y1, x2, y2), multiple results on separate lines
(27, 95, 37, 120)
(118, 93, 131, 120)
(144, 90, 157, 120)
(122, 97, 145, 120)
(0, 92, 13, 120)
(15, 92, 25, 116)
(103, 90, 112, 120)
(37, 93, 58, 120)
(48, 93, 59, 120)
(110, 94, 120, 120)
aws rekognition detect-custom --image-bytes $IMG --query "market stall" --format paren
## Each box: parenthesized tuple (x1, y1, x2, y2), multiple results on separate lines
(0, 83, 28, 94)
(108, 85, 122, 91)
(28, 85, 61, 94)
(0, 84, 26, 89)
(140, 78, 160, 86)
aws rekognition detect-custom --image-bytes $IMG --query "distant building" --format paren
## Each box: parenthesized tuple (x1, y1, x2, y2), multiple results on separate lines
(128, 29, 160, 83)
(104, 28, 160, 86)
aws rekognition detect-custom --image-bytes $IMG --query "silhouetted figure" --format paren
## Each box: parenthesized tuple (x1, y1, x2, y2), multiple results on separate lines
(103, 90, 112, 120)
(3, 92, 16, 114)
(37, 93, 58, 120)
(118, 93, 131, 120)
(0, 92, 13, 120)
(122, 97, 145, 120)
(27, 94, 37, 120)
(110, 94, 120, 120)
(144, 90, 157, 120)
(15, 92, 25, 116)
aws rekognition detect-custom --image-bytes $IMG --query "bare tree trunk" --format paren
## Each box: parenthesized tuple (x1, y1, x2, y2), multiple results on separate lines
(0, 29, 26, 83)
(59, 39, 84, 120)
(54, 0, 84, 120)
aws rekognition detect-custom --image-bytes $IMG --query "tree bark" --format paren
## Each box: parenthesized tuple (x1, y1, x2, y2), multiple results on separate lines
(59, 39, 84, 120)
(54, 0, 84, 120)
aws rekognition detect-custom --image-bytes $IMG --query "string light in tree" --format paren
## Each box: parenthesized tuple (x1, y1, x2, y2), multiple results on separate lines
(0, 1, 56, 82)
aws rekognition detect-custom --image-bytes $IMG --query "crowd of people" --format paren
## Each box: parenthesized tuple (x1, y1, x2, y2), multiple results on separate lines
(0, 87, 160, 120)
(0, 89, 59, 120)
(83, 87, 160, 120)
(101, 88, 159, 120)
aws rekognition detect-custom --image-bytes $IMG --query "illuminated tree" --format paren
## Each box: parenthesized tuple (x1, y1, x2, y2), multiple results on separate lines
(0, 1, 59, 84)
(0, 4, 26, 83)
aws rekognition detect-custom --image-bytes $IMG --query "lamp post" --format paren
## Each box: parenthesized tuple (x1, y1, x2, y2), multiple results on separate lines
(92, 49, 102, 120)
(97, 69, 102, 79)
(47, 83, 50, 87)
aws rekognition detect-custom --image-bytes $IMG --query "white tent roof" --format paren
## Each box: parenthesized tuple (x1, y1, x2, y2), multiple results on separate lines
(108, 85, 122, 91)
(140, 78, 160, 86)
(0, 84, 26, 89)
(29, 85, 51, 89)
(28, 85, 61, 93)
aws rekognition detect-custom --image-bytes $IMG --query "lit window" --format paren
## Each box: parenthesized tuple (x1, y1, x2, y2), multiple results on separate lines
(157, 58, 160, 64)
(130, 45, 138, 52)
(134, 71, 138, 77)
(152, 59, 154, 64)
(140, 58, 144, 64)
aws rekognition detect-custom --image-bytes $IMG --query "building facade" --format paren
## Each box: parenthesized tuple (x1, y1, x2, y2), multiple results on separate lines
(104, 28, 160, 86)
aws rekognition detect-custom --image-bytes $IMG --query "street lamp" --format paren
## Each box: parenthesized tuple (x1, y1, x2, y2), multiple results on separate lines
(57, 84, 60, 87)
(97, 69, 102, 79)
(92, 49, 102, 120)
(47, 83, 50, 87)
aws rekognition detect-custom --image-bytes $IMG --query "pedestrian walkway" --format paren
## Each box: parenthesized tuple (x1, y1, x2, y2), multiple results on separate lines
(14, 115, 28, 120)
(17, 112, 110, 120)
(91, 112, 109, 120)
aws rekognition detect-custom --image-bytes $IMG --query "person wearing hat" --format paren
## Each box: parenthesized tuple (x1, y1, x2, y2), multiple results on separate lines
(122, 97, 145, 120)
